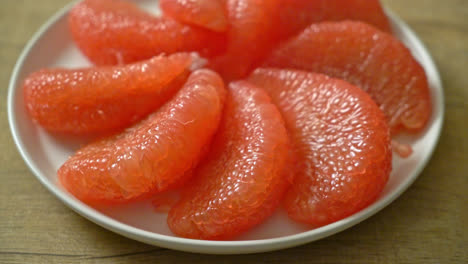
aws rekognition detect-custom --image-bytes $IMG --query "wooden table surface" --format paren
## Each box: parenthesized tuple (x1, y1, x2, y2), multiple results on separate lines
(1, 0, 467, 263)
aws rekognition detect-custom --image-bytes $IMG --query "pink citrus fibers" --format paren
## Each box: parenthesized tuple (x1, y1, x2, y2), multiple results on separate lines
(23, 53, 198, 135)
(275, 0, 392, 40)
(168, 81, 290, 239)
(209, 0, 281, 81)
(248, 68, 392, 227)
(69, 0, 225, 65)
(58, 69, 226, 205)
(265, 21, 432, 134)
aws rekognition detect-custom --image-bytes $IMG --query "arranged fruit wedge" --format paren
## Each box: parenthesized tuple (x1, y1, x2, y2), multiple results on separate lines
(209, 0, 281, 81)
(58, 69, 226, 205)
(69, 0, 225, 65)
(264, 21, 432, 134)
(23, 53, 198, 135)
(275, 0, 392, 40)
(168, 81, 291, 239)
(248, 68, 391, 227)
(160, 0, 228, 32)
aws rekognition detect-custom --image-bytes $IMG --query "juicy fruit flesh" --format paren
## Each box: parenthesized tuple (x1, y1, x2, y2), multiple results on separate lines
(209, 0, 281, 81)
(168, 81, 290, 239)
(23, 53, 197, 135)
(275, 0, 392, 41)
(265, 21, 431, 134)
(69, 0, 225, 65)
(22, 0, 434, 240)
(248, 68, 391, 227)
(160, 0, 228, 32)
(58, 69, 226, 204)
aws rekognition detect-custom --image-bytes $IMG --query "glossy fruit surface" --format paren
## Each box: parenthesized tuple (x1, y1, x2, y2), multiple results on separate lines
(248, 68, 392, 227)
(209, 0, 281, 81)
(69, 0, 225, 65)
(168, 81, 290, 239)
(58, 69, 226, 205)
(23, 53, 197, 135)
(265, 21, 431, 134)
(275, 0, 392, 40)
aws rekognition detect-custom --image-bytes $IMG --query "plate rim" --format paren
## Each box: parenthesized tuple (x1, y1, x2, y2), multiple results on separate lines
(7, 1, 444, 254)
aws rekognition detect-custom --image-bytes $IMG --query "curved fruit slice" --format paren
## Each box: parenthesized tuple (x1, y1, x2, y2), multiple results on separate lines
(160, 0, 228, 32)
(209, 0, 281, 81)
(248, 68, 391, 227)
(168, 81, 291, 240)
(265, 21, 432, 134)
(58, 69, 226, 205)
(69, 0, 225, 65)
(275, 0, 392, 40)
(24, 53, 198, 135)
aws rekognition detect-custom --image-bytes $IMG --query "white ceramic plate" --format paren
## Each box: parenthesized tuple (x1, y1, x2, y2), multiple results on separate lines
(8, 0, 444, 254)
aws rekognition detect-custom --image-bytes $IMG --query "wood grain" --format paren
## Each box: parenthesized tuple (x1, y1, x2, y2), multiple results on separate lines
(0, 0, 467, 263)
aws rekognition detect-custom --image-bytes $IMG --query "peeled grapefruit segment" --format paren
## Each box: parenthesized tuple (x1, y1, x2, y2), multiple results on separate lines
(248, 68, 391, 227)
(168, 81, 290, 240)
(160, 0, 228, 32)
(209, 0, 281, 81)
(58, 69, 226, 205)
(69, 0, 225, 65)
(275, 0, 392, 40)
(23, 53, 198, 135)
(264, 21, 432, 134)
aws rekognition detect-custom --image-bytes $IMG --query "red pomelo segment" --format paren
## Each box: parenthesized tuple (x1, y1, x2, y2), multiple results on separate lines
(69, 0, 225, 65)
(23, 53, 198, 135)
(209, 0, 281, 81)
(275, 0, 392, 40)
(265, 21, 432, 134)
(168, 81, 290, 239)
(248, 68, 391, 227)
(58, 69, 226, 205)
(160, 0, 228, 32)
